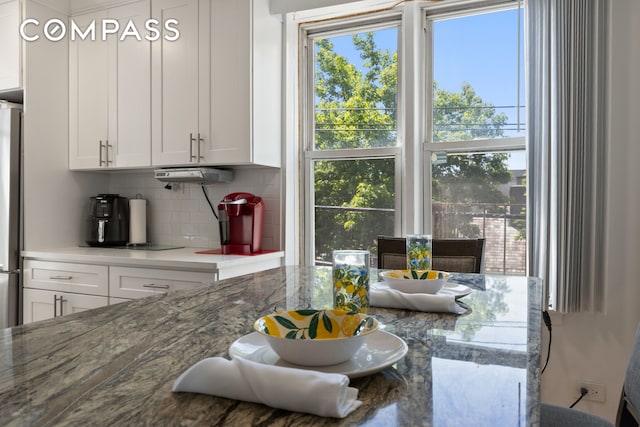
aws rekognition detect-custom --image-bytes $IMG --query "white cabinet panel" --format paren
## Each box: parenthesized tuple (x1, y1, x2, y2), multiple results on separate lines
(109, 266, 212, 299)
(23, 260, 109, 296)
(151, 0, 208, 166)
(208, 0, 281, 167)
(109, 297, 131, 305)
(108, 1, 152, 167)
(23, 288, 108, 324)
(69, 1, 151, 170)
(69, 10, 109, 169)
(0, 0, 21, 91)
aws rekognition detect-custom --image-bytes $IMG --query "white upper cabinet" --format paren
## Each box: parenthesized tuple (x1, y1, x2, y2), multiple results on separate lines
(151, 0, 209, 166)
(152, 0, 282, 167)
(69, 1, 151, 170)
(208, 0, 282, 167)
(69, 0, 282, 169)
(0, 0, 22, 91)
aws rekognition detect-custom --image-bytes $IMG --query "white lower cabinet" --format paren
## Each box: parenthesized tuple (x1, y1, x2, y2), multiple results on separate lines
(22, 260, 110, 324)
(22, 260, 214, 323)
(23, 288, 108, 324)
(109, 267, 212, 300)
(23, 260, 109, 296)
(109, 297, 132, 305)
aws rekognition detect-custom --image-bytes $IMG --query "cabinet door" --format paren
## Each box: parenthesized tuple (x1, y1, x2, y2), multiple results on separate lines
(109, 266, 212, 299)
(69, 10, 109, 169)
(0, 0, 21, 90)
(23, 288, 108, 324)
(108, 1, 151, 168)
(62, 292, 109, 316)
(208, 0, 281, 167)
(209, 0, 251, 164)
(151, 0, 207, 166)
(23, 288, 55, 324)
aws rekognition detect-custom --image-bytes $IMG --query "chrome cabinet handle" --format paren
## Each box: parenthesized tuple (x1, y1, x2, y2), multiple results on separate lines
(190, 133, 197, 161)
(99, 140, 106, 166)
(53, 295, 65, 317)
(142, 283, 170, 290)
(50, 275, 72, 280)
(198, 133, 203, 160)
(106, 140, 113, 165)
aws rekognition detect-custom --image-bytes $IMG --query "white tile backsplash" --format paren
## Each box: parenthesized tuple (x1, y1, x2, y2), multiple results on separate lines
(108, 168, 281, 249)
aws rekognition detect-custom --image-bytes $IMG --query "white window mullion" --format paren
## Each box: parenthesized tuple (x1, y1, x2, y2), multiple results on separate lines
(402, 1, 426, 235)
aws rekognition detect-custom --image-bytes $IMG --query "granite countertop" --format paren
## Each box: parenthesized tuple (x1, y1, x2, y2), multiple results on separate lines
(21, 247, 285, 271)
(0, 266, 542, 426)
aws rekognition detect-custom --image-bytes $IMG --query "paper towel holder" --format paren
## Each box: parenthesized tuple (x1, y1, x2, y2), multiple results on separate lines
(128, 194, 147, 246)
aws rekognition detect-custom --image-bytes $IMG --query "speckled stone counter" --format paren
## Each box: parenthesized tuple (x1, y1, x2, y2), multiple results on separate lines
(0, 266, 542, 426)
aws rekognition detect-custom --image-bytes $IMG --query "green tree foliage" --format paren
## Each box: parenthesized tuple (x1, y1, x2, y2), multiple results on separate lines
(313, 32, 513, 261)
(314, 34, 397, 150)
(432, 82, 512, 205)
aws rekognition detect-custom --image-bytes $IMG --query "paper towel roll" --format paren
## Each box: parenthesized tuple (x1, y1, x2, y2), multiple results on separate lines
(129, 198, 147, 245)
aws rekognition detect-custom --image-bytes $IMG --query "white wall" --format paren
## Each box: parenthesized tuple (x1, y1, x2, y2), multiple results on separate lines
(540, 0, 640, 421)
(108, 168, 281, 250)
(22, 0, 108, 251)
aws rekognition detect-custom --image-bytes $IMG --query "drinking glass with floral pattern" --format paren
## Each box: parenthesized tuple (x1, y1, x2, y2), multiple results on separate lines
(332, 250, 370, 314)
(406, 235, 432, 270)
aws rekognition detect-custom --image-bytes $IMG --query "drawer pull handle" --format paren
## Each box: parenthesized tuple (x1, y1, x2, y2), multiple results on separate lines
(50, 275, 72, 280)
(143, 283, 170, 290)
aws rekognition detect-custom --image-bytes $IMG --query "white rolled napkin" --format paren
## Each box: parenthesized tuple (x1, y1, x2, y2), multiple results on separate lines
(172, 356, 362, 418)
(370, 282, 468, 314)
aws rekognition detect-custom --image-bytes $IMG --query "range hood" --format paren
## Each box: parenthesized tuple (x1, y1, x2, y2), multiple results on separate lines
(154, 167, 233, 184)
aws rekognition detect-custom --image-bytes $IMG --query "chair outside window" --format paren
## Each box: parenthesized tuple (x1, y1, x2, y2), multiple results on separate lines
(376, 236, 486, 273)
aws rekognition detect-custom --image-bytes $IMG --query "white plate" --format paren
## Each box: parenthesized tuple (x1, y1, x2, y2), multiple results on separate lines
(229, 330, 408, 378)
(372, 281, 472, 299)
(439, 282, 473, 298)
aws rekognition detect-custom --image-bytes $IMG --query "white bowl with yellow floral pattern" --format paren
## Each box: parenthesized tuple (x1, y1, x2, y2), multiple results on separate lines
(253, 309, 379, 366)
(380, 269, 450, 294)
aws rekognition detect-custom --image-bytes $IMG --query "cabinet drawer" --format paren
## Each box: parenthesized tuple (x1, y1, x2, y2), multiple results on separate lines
(109, 266, 212, 299)
(23, 260, 109, 296)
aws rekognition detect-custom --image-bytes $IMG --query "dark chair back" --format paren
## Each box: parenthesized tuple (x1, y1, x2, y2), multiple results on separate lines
(376, 236, 486, 273)
(432, 238, 485, 273)
(376, 236, 407, 270)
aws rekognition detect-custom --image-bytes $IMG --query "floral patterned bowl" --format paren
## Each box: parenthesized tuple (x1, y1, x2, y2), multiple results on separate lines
(253, 309, 379, 366)
(380, 269, 450, 294)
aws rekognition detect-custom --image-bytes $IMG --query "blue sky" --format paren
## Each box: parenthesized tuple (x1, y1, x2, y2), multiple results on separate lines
(324, 8, 526, 169)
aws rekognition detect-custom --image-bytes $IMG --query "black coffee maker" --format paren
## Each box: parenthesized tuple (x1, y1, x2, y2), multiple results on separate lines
(86, 194, 129, 246)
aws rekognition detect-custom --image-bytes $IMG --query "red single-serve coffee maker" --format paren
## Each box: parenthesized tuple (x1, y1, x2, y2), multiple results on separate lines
(217, 192, 264, 254)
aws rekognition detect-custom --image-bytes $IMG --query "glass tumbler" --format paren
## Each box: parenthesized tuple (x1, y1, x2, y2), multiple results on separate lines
(406, 234, 432, 270)
(332, 250, 370, 313)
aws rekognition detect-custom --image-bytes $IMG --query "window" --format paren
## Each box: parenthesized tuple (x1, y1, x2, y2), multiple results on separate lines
(300, 2, 525, 273)
(303, 22, 401, 265)
(426, 7, 526, 274)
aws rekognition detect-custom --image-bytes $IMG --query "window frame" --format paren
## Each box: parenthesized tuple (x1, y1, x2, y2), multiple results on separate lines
(296, 0, 526, 267)
(421, 5, 526, 235)
(300, 16, 404, 266)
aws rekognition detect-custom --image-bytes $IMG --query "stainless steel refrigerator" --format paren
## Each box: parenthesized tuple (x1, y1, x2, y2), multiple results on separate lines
(0, 101, 22, 329)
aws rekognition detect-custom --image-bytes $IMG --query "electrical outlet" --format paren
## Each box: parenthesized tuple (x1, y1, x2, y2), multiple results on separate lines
(576, 381, 606, 402)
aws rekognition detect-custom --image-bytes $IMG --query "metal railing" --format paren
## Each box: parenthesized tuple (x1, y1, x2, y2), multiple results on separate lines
(313, 201, 526, 275)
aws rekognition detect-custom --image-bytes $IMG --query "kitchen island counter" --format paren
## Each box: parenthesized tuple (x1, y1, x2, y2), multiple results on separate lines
(0, 266, 542, 426)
